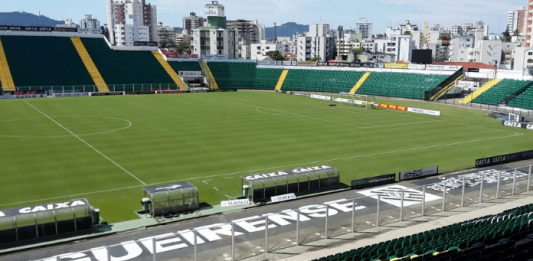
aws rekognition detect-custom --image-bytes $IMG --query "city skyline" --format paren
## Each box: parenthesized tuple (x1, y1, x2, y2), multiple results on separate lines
(2, 0, 528, 34)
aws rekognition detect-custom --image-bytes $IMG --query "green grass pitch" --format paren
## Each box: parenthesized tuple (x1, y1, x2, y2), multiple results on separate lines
(0, 91, 531, 223)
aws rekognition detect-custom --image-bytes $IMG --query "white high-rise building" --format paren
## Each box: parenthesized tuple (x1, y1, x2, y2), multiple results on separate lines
(296, 24, 336, 62)
(106, 0, 157, 46)
(356, 18, 373, 41)
(190, 1, 238, 59)
(79, 15, 101, 35)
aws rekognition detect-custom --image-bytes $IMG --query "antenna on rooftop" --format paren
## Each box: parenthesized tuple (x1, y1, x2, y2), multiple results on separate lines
(274, 22, 277, 41)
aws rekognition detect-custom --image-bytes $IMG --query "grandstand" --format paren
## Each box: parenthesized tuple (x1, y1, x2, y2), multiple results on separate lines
(356, 72, 448, 100)
(281, 69, 366, 93)
(80, 38, 173, 87)
(508, 86, 533, 110)
(207, 61, 258, 89)
(472, 79, 532, 106)
(1, 36, 94, 87)
(313, 204, 533, 261)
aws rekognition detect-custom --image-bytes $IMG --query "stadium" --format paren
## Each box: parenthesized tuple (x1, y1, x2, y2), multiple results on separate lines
(1, 30, 533, 261)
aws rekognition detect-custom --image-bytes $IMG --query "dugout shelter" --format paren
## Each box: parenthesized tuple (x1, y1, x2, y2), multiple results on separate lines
(0, 199, 94, 245)
(143, 182, 199, 216)
(241, 165, 340, 202)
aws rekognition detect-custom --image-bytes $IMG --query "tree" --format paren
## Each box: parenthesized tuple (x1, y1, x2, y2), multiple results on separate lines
(265, 51, 285, 61)
(310, 56, 322, 61)
(175, 41, 191, 54)
(503, 31, 512, 42)
(403, 31, 412, 35)
(514, 29, 520, 37)
(439, 34, 451, 40)
(352, 48, 365, 55)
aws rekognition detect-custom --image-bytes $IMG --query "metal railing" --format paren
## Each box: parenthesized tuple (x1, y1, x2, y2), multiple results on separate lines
(36, 164, 533, 261)
(11, 83, 182, 93)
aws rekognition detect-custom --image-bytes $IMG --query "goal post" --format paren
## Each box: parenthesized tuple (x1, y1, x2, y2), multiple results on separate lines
(338, 92, 372, 110)
(509, 113, 520, 122)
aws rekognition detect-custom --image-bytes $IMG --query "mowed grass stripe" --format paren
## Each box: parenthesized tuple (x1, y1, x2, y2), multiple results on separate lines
(0, 92, 530, 222)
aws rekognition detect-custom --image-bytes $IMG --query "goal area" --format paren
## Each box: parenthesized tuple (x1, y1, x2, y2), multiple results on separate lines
(337, 93, 374, 110)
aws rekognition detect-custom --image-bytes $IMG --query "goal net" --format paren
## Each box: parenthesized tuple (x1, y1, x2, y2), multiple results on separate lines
(509, 113, 520, 122)
(337, 93, 373, 110)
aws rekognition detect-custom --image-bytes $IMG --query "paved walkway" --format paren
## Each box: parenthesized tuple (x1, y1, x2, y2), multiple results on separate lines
(277, 194, 533, 261)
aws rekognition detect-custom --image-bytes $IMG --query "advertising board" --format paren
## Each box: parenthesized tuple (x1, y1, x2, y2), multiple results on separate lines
(384, 63, 408, 69)
(502, 120, 533, 131)
(351, 174, 396, 190)
(310, 94, 332, 101)
(133, 41, 157, 47)
(221, 199, 250, 207)
(426, 65, 461, 71)
(407, 107, 441, 116)
(455, 80, 480, 91)
(476, 150, 533, 168)
(179, 71, 203, 77)
(399, 166, 439, 181)
(271, 193, 297, 203)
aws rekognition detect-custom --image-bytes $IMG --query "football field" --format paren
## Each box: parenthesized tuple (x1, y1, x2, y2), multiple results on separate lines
(0, 91, 530, 223)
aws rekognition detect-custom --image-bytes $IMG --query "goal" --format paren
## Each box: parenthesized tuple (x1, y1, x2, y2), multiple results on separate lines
(338, 93, 373, 110)
(509, 113, 520, 123)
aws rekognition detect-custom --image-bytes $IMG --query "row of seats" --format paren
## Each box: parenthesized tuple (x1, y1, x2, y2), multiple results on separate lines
(207, 62, 258, 89)
(255, 68, 284, 89)
(508, 85, 533, 110)
(168, 61, 202, 72)
(1, 36, 94, 87)
(281, 69, 366, 93)
(314, 204, 533, 261)
(356, 72, 447, 100)
(473, 79, 531, 106)
(81, 38, 174, 86)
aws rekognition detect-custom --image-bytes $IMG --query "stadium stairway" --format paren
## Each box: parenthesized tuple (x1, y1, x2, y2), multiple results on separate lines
(275, 69, 289, 91)
(349, 72, 371, 94)
(199, 60, 218, 90)
(70, 37, 109, 92)
(151, 50, 188, 90)
(0, 39, 15, 92)
(430, 75, 465, 101)
(459, 79, 501, 104)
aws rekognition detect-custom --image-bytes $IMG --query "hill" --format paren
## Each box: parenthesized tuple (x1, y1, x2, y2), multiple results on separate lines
(0, 12, 64, 26)
(265, 22, 308, 39)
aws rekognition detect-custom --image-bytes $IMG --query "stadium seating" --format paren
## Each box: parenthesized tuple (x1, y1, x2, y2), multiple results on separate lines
(356, 72, 448, 100)
(472, 79, 532, 106)
(281, 69, 365, 93)
(313, 204, 533, 261)
(168, 61, 202, 72)
(207, 61, 257, 89)
(80, 38, 173, 88)
(256, 68, 283, 90)
(0, 36, 94, 87)
(507, 85, 533, 110)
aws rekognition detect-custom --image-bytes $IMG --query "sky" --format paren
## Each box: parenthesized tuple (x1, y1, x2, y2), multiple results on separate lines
(2, 0, 529, 34)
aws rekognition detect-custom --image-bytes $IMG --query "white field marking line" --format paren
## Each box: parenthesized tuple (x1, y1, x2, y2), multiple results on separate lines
(23, 101, 146, 186)
(301, 102, 388, 116)
(0, 131, 523, 208)
(0, 116, 132, 139)
(236, 101, 439, 130)
(202, 179, 213, 185)
(225, 195, 232, 199)
(213, 187, 219, 191)
(358, 120, 442, 129)
(256, 107, 283, 116)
